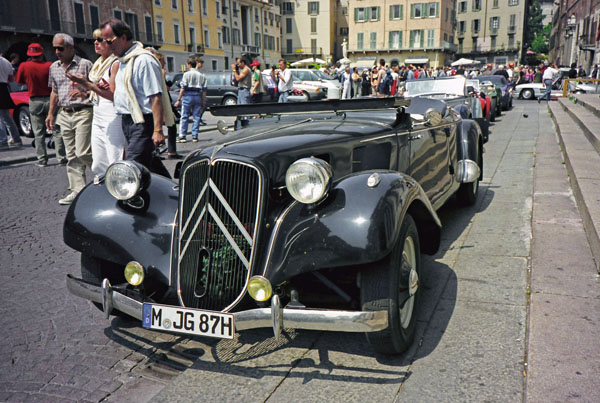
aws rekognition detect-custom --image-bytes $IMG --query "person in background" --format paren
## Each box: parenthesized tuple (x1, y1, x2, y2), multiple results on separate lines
(0, 54, 22, 149)
(16, 43, 56, 161)
(351, 67, 361, 98)
(370, 66, 379, 94)
(147, 47, 181, 159)
(250, 60, 264, 103)
(232, 56, 251, 105)
(360, 68, 371, 96)
(568, 63, 577, 79)
(101, 18, 173, 177)
(9, 53, 20, 74)
(539, 63, 559, 103)
(175, 57, 207, 142)
(340, 66, 351, 99)
(66, 29, 126, 176)
(195, 56, 208, 125)
(273, 58, 293, 103)
(376, 59, 386, 95)
(590, 64, 598, 79)
(46, 33, 93, 205)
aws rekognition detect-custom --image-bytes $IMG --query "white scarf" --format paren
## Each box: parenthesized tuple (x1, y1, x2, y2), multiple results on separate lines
(119, 42, 174, 126)
(88, 54, 117, 104)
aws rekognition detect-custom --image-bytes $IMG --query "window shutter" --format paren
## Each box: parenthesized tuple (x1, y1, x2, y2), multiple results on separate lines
(365, 7, 370, 21)
(420, 31, 424, 47)
(354, 8, 358, 22)
(410, 5, 414, 19)
(436, 3, 440, 17)
(389, 31, 393, 48)
(376, 6, 380, 20)
(400, 5, 404, 19)
(399, 31, 403, 48)
(390, 5, 393, 20)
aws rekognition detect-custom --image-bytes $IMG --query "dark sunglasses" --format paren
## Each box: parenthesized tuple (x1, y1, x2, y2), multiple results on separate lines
(104, 36, 118, 45)
(93, 37, 104, 43)
(53, 46, 64, 52)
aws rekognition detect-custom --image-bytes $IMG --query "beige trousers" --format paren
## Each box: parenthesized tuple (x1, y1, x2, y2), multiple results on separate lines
(56, 108, 93, 192)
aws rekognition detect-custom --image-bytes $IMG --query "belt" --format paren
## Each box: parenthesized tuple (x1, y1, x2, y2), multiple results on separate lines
(184, 88, 203, 92)
(61, 106, 92, 113)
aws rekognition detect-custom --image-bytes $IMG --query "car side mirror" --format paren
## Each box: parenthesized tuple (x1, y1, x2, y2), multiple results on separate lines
(424, 109, 443, 126)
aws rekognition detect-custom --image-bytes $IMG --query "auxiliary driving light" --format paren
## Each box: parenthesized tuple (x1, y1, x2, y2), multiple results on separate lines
(124, 261, 145, 286)
(247, 276, 273, 302)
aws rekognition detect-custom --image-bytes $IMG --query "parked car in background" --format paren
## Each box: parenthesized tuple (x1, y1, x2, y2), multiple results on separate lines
(467, 79, 494, 122)
(289, 68, 341, 98)
(65, 96, 484, 356)
(474, 75, 513, 110)
(471, 79, 500, 121)
(515, 72, 600, 100)
(9, 81, 32, 137)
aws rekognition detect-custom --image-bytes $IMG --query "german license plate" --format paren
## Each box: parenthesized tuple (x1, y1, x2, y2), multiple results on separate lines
(142, 303, 234, 339)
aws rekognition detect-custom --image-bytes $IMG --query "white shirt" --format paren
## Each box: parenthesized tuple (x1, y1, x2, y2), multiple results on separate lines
(542, 67, 558, 81)
(114, 45, 163, 115)
(277, 68, 293, 92)
(0, 56, 13, 83)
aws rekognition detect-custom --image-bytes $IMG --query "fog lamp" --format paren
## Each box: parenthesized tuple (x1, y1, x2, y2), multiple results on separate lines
(247, 276, 273, 302)
(124, 261, 145, 286)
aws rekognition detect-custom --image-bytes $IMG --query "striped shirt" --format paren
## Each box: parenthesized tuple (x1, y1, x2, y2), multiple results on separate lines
(48, 55, 93, 107)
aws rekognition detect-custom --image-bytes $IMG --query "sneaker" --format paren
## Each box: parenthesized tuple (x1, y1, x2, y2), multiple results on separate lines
(192, 138, 199, 142)
(537, 97, 541, 104)
(59, 191, 78, 205)
(8, 139, 22, 146)
(36, 159, 48, 167)
(199, 120, 207, 126)
(177, 138, 187, 143)
(58, 158, 68, 166)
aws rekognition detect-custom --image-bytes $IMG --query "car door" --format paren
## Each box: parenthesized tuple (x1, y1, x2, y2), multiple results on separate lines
(407, 119, 453, 206)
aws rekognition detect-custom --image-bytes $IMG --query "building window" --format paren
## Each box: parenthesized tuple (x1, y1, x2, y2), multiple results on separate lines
(114, 9, 122, 20)
(472, 0, 481, 12)
(390, 5, 403, 20)
(90, 5, 99, 30)
(490, 16, 500, 29)
(125, 12, 139, 40)
(411, 4, 423, 18)
(74, 2, 85, 34)
(370, 32, 377, 49)
(156, 20, 163, 42)
(308, 2, 319, 15)
(508, 0, 518, 5)
(357, 32, 364, 50)
(145, 15, 154, 43)
(340, 27, 348, 36)
(187, 0, 193, 13)
(427, 29, 435, 47)
(491, 36, 496, 50)
(216, 1, 221, 18)
(471, 19, 480, 34)
(443, 33, 448, 41)
(255, 32, 261, 47)
(370, 7, 380, 21)
(189, 27, 196, 46)
(342, 7, 348, 16)
(409, 30, 424, 48)
(472, 37, 478, 51)
(286, 39, 293, 54)
(48, 0, 61, 31)
(458, 21, 466, 33)
(311, 38, 317, 53)
(458, 38, 463, 53)
(354, 7, 380, 22)
(311, 17, 317, 33)
(493, 0, 499, 8)
(286, 18, 292, 33)
(222, 27, 230, 44)
(171, 0, 177, 10)
(202, 0, 207, 16)
(355, 8, 366, 22)
(458, 1, 467, 13)
(508, 34, 515, 48)
(166, 56, 174, 72)
(218, 31, 222, 48)
(155, 0, 161, 6)
(204, 29, 209, 48)
(174, 23, 180, 44)
(212, 60, 217, 70)
(428, 3, 438, 17)
(233, 28, 240, 45)
(255, 9, 259, 23)
(389, 30, 402, 49)
(232, 1, 239, 17)
(269, 12, 274, 26)
(282, 2, 294, 15)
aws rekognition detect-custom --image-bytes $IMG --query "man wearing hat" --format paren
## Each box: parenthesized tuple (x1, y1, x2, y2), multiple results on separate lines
(249, 60, 264, 103)
(174, 56, 207, 142)
(15, 43, 65, 165)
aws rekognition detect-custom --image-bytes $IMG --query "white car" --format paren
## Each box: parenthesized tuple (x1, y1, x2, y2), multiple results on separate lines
(516, 74, 600, 100)
(289, 68, 341, 98)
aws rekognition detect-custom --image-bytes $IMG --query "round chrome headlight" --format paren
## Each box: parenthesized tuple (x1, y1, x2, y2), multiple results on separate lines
(285, 158, 332, 204)
(105, 161, 149, 200)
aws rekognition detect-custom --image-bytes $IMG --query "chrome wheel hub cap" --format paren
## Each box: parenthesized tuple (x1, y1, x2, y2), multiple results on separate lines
(400, 236, 417, 328)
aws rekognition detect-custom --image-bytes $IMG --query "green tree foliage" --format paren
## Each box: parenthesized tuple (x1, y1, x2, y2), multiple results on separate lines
(525, 0, 544, 50)
(531, 24, 551, 54)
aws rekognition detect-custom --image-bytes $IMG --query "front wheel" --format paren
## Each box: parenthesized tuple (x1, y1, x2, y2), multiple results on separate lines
(521, 89, 534, 100)
(489, 98, 497, 122)
(361, 214, 421, 355)
(16, 106, 32, 137)
(222, 96, 237, 106)
(457, 148, 482, 206)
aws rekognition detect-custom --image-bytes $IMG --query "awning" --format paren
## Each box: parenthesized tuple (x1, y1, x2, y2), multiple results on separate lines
(350, 59, 377, 68)
(403, 58, 429, 65)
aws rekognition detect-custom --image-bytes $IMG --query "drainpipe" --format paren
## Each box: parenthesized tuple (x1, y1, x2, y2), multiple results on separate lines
(198, 0, 205, 54)
(229, 0, 234, 62)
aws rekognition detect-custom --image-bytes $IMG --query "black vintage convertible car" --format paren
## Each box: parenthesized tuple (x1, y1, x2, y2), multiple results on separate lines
(65, 97, 484, 355)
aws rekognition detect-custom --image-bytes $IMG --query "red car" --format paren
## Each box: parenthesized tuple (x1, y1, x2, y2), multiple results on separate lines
(9, 81, 32, 137)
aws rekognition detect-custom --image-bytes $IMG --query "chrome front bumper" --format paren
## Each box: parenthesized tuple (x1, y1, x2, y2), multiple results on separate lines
(66, 275, 389, 337)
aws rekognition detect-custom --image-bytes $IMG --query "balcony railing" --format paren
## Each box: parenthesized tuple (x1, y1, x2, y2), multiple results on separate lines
(242, 45, 260, 54)
(442, 41, 458, 52)
(508, 25, 516, 34)
(187, 44, 205, 53)
(490, 28, 498, 36)
(0, 16, 159, 45)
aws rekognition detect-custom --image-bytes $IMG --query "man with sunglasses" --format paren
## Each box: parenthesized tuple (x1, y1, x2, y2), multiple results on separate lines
(46, 33, 93, 205)
(99, 18, 173, 178)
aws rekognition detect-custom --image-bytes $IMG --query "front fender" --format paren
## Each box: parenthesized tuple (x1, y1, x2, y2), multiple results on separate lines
(262, 171, 441, 285)
(63, 174, 179, 284)
(458, 119, 483, 171)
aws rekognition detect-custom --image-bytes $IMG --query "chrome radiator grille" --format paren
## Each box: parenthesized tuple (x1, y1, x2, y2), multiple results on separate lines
(178, 159, 261, 311)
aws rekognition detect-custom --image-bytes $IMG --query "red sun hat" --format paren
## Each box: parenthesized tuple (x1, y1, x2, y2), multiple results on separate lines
(250, 61, 261, 67)
(27, 43, 44, 57)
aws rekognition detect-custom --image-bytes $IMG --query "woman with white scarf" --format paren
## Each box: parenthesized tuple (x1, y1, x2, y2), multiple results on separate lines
(67, 29, 126, 176)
